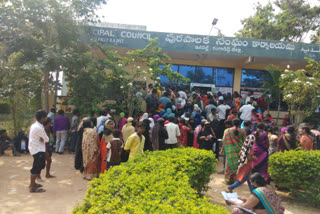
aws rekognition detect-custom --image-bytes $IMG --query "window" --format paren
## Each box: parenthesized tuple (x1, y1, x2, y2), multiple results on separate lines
(214, 68, 234, 87)
(194, 66, 213, 84)
(241, 69, 271, 88)
(179, 65, 195, 83)
(159, 65, 178, 83)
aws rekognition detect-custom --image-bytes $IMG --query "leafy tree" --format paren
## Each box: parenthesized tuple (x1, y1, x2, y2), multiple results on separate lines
(0, 0, 107, 112)
(0, 51, 42, 134)
(263, 65, 283, 124)
(236, 0, 320, 42)
(280, 58, 320, 124)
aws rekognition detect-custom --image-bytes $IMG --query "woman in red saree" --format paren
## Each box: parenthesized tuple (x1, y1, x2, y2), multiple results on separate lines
(100, 120, 114, 173)
(82, 119, 101, 180)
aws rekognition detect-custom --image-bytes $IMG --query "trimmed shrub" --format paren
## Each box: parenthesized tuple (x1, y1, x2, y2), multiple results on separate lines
(74, 148, 229, 214)
(269, 150, 320, 207)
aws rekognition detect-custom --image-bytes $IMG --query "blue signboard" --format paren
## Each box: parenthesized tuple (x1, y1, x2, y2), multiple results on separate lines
(82, 26, 320, 61)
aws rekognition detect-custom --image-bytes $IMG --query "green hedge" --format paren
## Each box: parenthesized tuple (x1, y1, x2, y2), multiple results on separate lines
(269, 150, 320, 207)
(74, 148, 229, 214)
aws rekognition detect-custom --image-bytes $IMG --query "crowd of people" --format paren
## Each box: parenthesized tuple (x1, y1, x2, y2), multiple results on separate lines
(1, 84, 320, 213)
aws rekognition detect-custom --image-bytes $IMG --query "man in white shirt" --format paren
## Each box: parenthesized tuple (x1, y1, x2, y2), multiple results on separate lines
(165, 117, 181, 149)
(216, 100, 231, 121)
(178, 89, 188, 100)
(28, 110, 49, 193)
(239, 102, 255, 121)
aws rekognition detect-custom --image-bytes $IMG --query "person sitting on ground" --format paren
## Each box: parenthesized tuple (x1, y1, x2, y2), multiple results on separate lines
(13, 131, 29, 154)
(104, 129, 123, 170)
(226, 172, 285, 214)
(0, 129, 19, 156)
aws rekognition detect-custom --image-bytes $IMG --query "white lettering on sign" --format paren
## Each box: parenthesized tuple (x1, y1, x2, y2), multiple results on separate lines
(93, 29, 115, 37)
(251, 41, 295, 51)
(195, 45, 209, 52)
(212, 46, 242, 54)
(120, 31, 151, 40)
(216, 37, 248, 47)
(165, 34, 210, 45)
(96, 37, 124, 44)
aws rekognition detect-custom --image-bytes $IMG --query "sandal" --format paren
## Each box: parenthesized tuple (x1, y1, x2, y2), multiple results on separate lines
(35, 184, 43, 188)
(30, 187, 46, 193)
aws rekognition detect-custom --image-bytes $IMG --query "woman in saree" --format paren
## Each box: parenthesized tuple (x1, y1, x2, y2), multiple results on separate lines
(299, 125, 313, 150)
(193, 119, 206, 149)
(232, 91, 242, 111)
(276, 125, 300, 152)
(151, 118, 168, 151)
(222, 118, 246, 184)
(100, 120, 115, 173)
(75, 117, 90, 172)
(228, 134, 256, 193)
(252, 123, 270, 183)
(226, 172, 285, 214)
(82, 119, 101, 180)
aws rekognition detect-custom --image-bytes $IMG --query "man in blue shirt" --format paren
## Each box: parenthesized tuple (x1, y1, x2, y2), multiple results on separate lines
(159, 91, 172, 109)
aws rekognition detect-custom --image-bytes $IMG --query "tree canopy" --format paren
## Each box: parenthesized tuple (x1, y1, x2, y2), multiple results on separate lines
(236, 0, 320, 42)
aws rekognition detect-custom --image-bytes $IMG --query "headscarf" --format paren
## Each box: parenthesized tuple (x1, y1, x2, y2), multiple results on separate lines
(120, 112, 125, 118)
(149, 118, 155, 129)
(118, 118, 127, 131)
(151, 118, 165, 151)
(140, 113, 149, 122)
(237, 134, 256, 173)
(97, 116, 110, 134)
(153, 114, 160, 122)
(163, 108, 175, 118)
(103, 120, 114, 143)
(78, 117, 90, 131)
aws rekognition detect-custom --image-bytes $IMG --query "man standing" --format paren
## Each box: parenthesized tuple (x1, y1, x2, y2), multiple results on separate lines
(69, 109, 80, 153)
(165, 117, 181, 149)
(216, 100, 231, 121)
(159, 91, 172, 109)
(239, 102, 255, 122)
(124, 122, 146, 160)
(145, 89, 159, 114)
(28, 110, 49, 193)
(53, 110, 70, 154)
(47, 107, 56, 121)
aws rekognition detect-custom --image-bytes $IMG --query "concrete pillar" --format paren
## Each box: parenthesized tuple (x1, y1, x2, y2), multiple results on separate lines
(233, 68, 242, 93)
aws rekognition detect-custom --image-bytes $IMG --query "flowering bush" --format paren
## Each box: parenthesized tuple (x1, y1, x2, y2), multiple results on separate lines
(73, 148, 229, 214)
(269, 150, 320, 207)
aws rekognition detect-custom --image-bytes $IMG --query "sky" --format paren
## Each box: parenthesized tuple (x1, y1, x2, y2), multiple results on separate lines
(97, 0, 319, 39)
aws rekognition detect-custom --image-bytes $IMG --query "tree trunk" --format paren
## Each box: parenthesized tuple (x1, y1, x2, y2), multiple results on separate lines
(43, 70, 49, 112)
(11, 100, 17, 136)
(54, 71, 60, 108)
(276, 95, 280, 126)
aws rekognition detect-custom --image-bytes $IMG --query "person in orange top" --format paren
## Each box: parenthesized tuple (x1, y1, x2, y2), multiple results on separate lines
(299, 126, 313, 150)
(100, 120, 115, 173)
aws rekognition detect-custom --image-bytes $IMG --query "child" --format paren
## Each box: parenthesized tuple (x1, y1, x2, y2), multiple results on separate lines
(104, 129, 124, 170)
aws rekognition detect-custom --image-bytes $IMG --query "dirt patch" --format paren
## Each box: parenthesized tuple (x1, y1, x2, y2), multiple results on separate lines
(1, 152, 319, 214)
(205, 159, 320, 214)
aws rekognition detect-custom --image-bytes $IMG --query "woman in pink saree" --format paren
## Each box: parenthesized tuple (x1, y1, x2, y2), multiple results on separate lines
(252, 123, 270, 183)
